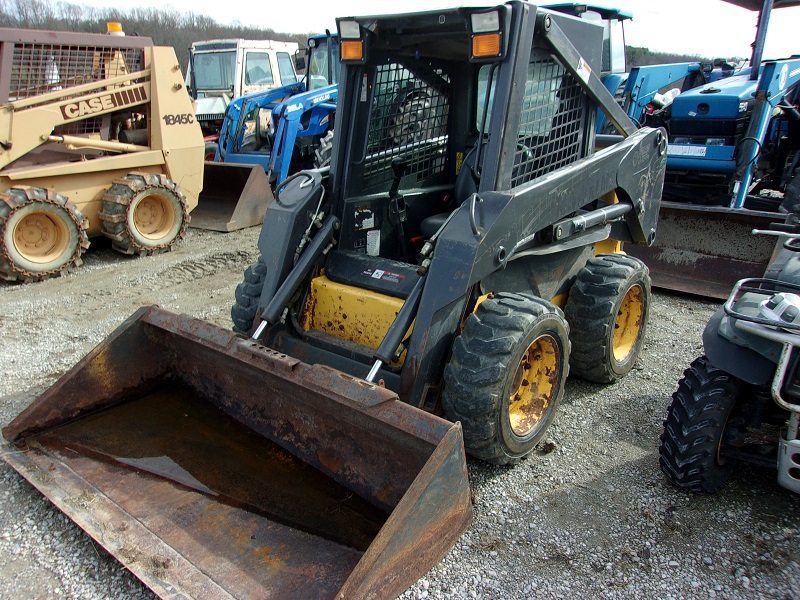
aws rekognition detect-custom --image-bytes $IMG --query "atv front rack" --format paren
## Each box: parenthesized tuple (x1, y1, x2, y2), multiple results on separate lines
(724, 277, 800, 493)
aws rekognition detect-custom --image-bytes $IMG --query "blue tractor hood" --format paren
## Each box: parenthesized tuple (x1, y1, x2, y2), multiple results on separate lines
(670, 75, 756, 120)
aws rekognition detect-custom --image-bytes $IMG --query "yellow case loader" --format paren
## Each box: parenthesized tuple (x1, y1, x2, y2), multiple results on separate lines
(0, 26, 265, 282)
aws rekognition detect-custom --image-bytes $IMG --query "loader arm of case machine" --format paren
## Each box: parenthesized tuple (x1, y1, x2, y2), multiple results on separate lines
(1, 306, 472, 600)
(0, 68, 155, 169)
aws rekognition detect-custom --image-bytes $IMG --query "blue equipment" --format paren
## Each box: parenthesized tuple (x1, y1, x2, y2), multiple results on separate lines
(215, 32, 340, 185)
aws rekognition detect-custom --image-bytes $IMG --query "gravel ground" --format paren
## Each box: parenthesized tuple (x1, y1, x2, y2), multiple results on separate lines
(1, 227, 798, 600)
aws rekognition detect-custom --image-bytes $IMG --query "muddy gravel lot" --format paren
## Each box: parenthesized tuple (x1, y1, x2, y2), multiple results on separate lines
(0, 227, 798, 600)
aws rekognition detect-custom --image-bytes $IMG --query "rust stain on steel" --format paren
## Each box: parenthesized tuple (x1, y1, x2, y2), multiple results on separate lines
(627, 201, 783, 299)
(2, 306, 472, 600)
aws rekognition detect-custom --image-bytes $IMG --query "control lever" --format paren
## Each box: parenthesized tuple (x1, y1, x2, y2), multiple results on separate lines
(389, 157, 408, 198)
(389, 157, 409, 258)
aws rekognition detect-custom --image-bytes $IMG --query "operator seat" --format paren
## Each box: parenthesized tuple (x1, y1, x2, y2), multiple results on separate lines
(419, 144, 483, 238)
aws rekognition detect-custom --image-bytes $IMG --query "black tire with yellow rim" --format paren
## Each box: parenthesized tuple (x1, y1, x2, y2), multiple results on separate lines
(0, 187, 89, 282)
(564, 253, 650, 383)
(442, 293, 570, 465)
(99, 173, 188, 256)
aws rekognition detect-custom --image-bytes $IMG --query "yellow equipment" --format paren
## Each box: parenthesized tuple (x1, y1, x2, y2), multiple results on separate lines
(0, 26, 204, 281)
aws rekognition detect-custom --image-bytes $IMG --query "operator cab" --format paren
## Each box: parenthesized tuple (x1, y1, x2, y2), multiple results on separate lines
(267, 5, 604, 385)
(319, 7, 597, 267)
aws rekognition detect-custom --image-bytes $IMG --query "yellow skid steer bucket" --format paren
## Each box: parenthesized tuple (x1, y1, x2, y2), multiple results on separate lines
(190, 162, 273, 232)
(1, 307, 472, 599)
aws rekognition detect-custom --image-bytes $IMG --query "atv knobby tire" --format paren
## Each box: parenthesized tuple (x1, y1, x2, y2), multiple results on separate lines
(232, 256, 268, 333)
(659, 356, 743, 493)
(99, 173, 188, 256)
(443, 293, 570, 465)
(564, 253, 651, 383)
(0, 186, 89, 282)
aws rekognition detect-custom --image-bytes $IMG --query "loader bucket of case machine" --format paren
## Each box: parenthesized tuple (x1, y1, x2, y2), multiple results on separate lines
(625, 201, 784, 300)
(1, 306, 472, 600)
(190, 162, 272, 232)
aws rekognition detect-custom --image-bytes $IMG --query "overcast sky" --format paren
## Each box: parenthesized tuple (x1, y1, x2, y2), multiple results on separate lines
(82, 0, 799, 59)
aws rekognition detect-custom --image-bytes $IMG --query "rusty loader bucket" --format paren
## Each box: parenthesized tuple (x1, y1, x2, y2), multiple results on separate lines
(626, 201, 785, 299)
(190, 162, 273, 232)
(1, 306, 472, 599)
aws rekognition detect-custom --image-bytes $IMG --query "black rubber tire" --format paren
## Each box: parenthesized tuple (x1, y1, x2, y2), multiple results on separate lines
(204, 141, 219, 162)
(0, 187, 89, 282)
(388, 90, 433, 146)
(232, 256, 268, 333)
(99, 173, 189, 256)
(314, 129, 334, 169)
(659, 356, 743, 493)
(442, 293, 570, 465)
(564, 253, 651, 383)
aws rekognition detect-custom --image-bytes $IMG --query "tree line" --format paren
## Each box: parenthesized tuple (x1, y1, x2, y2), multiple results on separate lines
(0, 0, 316, 69)
(0, 0, 724, 71)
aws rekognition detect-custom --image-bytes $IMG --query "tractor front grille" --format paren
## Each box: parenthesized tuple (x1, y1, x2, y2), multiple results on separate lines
(511, 58, 587, 187)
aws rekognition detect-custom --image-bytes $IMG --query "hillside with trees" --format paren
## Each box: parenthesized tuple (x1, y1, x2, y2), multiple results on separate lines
(0, 0, 717, 70)
(0, 0, 316, 68)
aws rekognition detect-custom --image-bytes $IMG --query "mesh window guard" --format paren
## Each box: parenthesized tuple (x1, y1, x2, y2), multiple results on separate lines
(9, 43, 144, 101)
(364, 63, 451, 183)
(511, 58, 586, 187)
(9, 44, 147, 137)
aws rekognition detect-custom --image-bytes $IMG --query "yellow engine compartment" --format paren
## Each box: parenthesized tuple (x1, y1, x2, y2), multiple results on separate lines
(302, 274, 414, 363)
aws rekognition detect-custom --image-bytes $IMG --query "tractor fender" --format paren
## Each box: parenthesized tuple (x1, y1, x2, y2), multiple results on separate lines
(702, 307, 774, 386)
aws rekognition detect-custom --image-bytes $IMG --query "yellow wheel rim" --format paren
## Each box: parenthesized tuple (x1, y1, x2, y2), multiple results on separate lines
(13, 210, 70, 264)
(508, 334, 560, 438)
(133, 194, 175, 240)
(613, 284, 644, 363)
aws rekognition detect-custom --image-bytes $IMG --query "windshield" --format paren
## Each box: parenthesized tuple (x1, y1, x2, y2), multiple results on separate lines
(308, 40, 340, 91)
(193, 51, 236, 90)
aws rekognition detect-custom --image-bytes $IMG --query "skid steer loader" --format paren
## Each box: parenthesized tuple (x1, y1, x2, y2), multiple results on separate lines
(0, 25, 205, 282)
(2, 4, 665, 599)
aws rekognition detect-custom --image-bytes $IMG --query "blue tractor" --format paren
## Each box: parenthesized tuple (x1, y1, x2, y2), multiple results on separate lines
(191, 33, 340, 232)
(546, 3, 705, 135)
(626, 0, 800, 298)
(216, 33, 339, 183)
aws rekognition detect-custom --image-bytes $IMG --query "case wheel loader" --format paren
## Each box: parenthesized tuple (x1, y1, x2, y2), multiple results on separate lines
(2, 4, 666, 599)
(0, 25, 204, 282)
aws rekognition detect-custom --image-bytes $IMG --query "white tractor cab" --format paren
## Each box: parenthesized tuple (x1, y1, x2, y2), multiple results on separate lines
(544, 3, 629, 75)
(186, 38, 300, 136)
